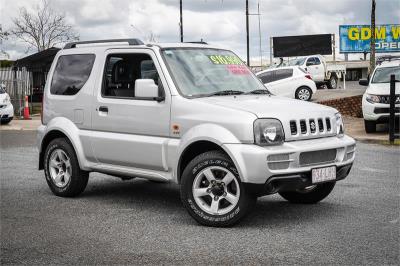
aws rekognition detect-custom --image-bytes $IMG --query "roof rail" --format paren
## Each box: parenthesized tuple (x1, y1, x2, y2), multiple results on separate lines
(377, 55, 400, 65)
(64, 38, 144, 49)
(184, 41, 208, 45)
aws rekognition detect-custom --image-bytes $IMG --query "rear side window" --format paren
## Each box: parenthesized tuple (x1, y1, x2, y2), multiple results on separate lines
(51, 54, 95, 95)
(274, 69, 293, 81)
(257, 71, 273, 83)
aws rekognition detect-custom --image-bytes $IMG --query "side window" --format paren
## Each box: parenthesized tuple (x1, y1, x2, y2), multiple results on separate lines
(102, 53, 161, 98)
(313, 57, 321, 65)
(51, 54, 95, 95)
(258, 72, 273, 83)
(274, 69, 293, 81)
(306, 57, 315, 66)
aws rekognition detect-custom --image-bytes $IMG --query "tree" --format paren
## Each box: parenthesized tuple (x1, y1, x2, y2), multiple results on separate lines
(11, 0, 79, 52)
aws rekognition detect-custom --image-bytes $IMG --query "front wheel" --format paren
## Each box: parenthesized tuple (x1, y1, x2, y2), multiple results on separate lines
(180, 151, 256, 227)
(278, 182, 335, 204)
(295, 86, 312, 101)
(364, 120, 376, 133)
(44, 138, 89, 197)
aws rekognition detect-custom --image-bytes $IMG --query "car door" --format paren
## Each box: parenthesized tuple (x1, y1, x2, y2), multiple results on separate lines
(267, 69, 293, 97)
(90, 48, 171, 171)
(305, 57, 324, 82)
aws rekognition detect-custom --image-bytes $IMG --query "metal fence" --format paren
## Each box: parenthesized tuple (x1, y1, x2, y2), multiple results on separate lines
(0, 67, 32, 115)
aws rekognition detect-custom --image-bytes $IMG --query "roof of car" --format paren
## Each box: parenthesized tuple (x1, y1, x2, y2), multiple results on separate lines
(376, 61, 400, 68)
(256, 66, 300, 75)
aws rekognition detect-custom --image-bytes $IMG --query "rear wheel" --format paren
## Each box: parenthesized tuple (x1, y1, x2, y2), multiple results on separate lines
(278, 182, 336, 204)
(327, 75, 338, 89)
(44, 138, 89, 197)
(180, 151, 256, 227)
(295, 86, 312, 101)
(364, 120, 376, 133)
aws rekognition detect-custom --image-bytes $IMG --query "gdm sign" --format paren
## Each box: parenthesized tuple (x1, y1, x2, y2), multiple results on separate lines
(339, 24, 400, 53)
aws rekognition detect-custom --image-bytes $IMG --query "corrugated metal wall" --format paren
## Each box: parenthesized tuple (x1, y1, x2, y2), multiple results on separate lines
(0, 67, 32, 115)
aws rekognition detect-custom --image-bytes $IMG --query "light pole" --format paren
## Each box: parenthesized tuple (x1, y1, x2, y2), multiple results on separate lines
(246, 0, 250, 66)
(370, 0, 376, 74)
(180, 0, 183, 42)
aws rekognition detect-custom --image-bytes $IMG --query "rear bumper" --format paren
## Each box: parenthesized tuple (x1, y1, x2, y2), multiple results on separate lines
(223, 135, 356, 184)
(243, 163, 353, 196)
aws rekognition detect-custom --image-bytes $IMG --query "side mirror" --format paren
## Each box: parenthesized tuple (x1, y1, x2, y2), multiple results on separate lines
(135, 79, 165, 102)
(359, 79, 369, 86)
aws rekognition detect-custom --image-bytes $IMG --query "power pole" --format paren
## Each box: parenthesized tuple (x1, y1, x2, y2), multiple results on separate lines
(246, 0, 250, 66)
(180, 0, 183, 42)
(257, 2, 262, 66)
(370, 0, 376, 75)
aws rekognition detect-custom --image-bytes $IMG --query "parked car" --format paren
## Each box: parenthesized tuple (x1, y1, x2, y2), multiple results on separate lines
(0, 84, 14, 124)
(256, 66, 317, 101)
(359, 59, 400, 133)
(37, 39, 356, 227)
(283, 55, 345, 89)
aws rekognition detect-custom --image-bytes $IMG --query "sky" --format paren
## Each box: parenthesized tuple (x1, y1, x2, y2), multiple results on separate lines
(0, 0, 399, 63)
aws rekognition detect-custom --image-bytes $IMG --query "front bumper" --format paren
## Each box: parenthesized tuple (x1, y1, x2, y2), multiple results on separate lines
(362, 96, 400, 122)
(223, 135, 356, 185)
(0, 104, 14, 121)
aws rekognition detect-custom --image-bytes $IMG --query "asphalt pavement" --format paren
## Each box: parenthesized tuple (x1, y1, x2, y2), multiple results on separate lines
(1, 130, 399, 265)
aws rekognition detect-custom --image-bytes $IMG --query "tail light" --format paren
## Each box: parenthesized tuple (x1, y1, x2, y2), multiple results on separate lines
(305, 74, 312, 80)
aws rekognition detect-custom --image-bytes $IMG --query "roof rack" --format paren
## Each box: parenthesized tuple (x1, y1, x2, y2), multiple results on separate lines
(64, 38, 144, 49)
(376, 55, 400, 65)
(184, 41, 208, 45)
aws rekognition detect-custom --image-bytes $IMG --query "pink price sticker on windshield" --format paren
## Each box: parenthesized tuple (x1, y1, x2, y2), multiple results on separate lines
(226, 65, 249, 75)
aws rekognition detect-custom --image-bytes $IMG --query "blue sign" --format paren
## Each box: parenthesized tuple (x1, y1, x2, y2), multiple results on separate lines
(339, 24, 400, 53)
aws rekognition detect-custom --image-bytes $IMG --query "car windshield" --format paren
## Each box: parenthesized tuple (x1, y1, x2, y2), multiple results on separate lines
(372, 66, 400, 83)
(161, 48, 268, 97)
(287, 58, 306, 66)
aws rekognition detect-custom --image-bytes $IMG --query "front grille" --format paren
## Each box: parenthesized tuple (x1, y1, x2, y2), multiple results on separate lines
(300, 120, 307, 134)
(374, 107, 400, 114)
(326, 118, 331, 131)
(287, 117, 334, 140)
(318, 118, 324, 132)
(309, 119, 316, 133)
(290, 121, 297, 135)
(267, 154, 290, 170)
(378, 95, 400, 104)
(299, 149, 337, 166)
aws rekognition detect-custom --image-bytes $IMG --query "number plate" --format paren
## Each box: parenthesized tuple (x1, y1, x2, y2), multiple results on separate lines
(312, 166, 336, 184)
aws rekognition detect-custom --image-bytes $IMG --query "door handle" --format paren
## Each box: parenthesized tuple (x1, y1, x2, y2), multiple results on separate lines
(98, 106, 108, 113)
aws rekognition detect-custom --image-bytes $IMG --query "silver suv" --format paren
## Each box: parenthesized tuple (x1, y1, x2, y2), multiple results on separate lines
(38, 39, 356, 227)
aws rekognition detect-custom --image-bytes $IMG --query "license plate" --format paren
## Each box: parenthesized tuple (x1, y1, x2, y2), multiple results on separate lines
(312, 166, 336, 184)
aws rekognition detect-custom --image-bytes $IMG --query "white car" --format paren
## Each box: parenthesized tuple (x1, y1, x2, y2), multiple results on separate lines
(0, 84, 14, 124)
(360, 60, 399, 133)
(256, 66, 317, 101)
(37, 39, 355, 227)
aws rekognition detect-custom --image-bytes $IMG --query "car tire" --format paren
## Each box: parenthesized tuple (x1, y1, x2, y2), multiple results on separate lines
(180, 151, 256, 227)
(327, 75, 338, 89)
(295, 86, 312, 101)
(278, 182, 336, 204)
(44, 138, 89, 197)
(0, 119, 11, 125)
(364, 120, 376, 133)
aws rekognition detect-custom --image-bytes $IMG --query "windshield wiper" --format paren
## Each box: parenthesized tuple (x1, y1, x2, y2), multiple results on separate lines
(244, 89, 271, 95)
(206, 90, 245, 97)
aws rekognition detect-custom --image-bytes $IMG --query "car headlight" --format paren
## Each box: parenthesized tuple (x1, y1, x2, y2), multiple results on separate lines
(254, 119, 285, 146)
(335, 113, 344, 137)
(366, 94, 380, 104)
(2, 95, 10, 104)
